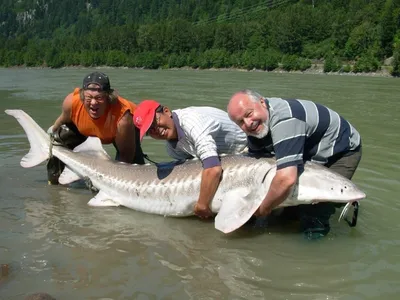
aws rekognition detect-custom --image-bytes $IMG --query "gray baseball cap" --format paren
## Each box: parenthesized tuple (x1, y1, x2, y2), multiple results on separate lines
(82, 72, 111, 91)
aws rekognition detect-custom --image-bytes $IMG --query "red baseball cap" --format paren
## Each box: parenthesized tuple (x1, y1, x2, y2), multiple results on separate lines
(133, 100, 161, 141)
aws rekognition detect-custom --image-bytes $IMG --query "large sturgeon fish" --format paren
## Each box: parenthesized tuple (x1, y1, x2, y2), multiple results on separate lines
(5, 109, 366, 233)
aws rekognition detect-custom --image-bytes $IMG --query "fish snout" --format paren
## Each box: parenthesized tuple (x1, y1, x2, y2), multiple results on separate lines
(339, 184, 366, 202)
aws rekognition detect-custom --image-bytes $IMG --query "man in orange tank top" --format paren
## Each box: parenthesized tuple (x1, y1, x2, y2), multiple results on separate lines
(47, 72, 145, 185)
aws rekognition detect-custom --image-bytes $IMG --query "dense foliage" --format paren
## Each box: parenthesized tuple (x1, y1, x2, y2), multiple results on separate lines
(1, 0, 400, 75)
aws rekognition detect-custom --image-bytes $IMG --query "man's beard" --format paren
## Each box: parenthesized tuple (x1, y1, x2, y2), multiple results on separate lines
(248, 120, 269, 138)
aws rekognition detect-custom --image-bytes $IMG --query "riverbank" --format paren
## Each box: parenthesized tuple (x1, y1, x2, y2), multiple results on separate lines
(2, 63, 396, 78)
(200, 64, 394, 77)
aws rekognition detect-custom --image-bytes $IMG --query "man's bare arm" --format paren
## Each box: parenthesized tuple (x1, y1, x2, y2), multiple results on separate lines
(257, 165, 298, 216)
(194, 165, 223, 218)
(52, 93, 73, 131)
(114, 111, 136, 163)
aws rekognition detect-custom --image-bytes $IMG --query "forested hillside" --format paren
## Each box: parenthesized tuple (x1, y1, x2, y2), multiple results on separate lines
(1, 0, 400, 75)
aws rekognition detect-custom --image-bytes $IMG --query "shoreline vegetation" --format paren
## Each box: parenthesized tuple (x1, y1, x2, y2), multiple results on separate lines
(2, 1, 400, 78)
(3, 62, 395, 78)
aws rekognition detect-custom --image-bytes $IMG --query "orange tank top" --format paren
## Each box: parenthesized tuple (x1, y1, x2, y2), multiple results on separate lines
(70, 88, 137, 144)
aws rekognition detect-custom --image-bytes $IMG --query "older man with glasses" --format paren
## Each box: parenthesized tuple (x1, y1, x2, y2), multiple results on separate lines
(47, 71, 145, 185)
(133, 100, 248, 219)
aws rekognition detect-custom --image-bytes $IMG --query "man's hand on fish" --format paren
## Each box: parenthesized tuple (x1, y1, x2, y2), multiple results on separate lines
(194, 202, 213, 219)
(254, 204, 272, 217)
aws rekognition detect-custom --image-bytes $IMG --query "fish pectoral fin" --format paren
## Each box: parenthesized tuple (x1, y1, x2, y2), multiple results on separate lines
(215, 188, 262, 234)
(58, 166, 82, 184)
(87, 191, 119, 207)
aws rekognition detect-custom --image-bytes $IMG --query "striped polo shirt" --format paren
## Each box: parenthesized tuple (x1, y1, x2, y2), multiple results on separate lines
(248, 98, 361, 169)
(166, 106, 248, 168)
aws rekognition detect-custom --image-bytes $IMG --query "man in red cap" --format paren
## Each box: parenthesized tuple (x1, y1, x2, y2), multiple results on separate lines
(133, 100, 248, 219)
(47, 71, 145, 185)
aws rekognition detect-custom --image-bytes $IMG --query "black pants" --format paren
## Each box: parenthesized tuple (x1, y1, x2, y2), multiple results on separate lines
(282, 145, 363, 235)
(325, 145, 363, 180)
(47, 123, 145, 184)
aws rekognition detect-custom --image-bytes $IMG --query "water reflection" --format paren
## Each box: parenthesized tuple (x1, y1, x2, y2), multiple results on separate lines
(21, 188, 269, 298)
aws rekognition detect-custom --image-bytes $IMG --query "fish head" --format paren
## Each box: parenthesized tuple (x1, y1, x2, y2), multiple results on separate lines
(295, 162, 366, 204)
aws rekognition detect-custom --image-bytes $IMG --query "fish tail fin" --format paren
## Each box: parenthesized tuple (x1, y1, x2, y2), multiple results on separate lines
(5, 109, 50, 168)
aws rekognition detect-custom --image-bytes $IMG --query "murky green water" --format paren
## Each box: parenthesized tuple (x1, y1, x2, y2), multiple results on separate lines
(0, 68, 399, 300)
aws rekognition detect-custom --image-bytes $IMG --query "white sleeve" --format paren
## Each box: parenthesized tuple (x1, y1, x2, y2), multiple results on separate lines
(185, 115, 220, 161)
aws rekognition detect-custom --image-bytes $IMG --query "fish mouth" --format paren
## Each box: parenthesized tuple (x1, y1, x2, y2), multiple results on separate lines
(352, 191, 367, 201)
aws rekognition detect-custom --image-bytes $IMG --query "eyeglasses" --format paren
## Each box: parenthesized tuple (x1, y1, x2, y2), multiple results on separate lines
(84, 94, 106, 103)
(147, 114, 161, 135)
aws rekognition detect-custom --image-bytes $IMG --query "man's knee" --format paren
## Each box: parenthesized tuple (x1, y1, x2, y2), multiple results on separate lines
(47, 156, 65, 185)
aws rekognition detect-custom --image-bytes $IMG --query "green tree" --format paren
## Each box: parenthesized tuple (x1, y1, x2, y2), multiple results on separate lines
(281, 55, 299, 71)
(4, 50, 24, 66)
(392, 50, 400, 76)
(0, 0, 398, 75)
(0, 48, 5, 66)
(24, 40, 45, 66)
(344, 21, 380, 59)
(164, 19, 194, 54)
(106, 50, 128, 67)
(133, 52, 163, 69)
(379, 0, 398, 57)
(353, 51, 380, 73)
(391, 33, 400, 76)
(324, 54, 341, 72)
(167, 53, 187, 68)
(45, 46, 65, 68)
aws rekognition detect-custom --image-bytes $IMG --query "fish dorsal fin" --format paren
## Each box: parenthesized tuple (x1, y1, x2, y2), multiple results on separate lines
(87, 191, 119, 207)
(73, 137, 111, 160)
(58, 166, 82, 185)
(215, 187, 263, 234)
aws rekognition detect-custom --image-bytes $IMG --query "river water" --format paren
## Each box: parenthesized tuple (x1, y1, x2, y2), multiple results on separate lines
(0, 68, 399, 300)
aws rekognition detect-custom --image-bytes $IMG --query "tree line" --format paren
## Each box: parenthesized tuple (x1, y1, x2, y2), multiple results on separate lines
(1, 0, 400, 76)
